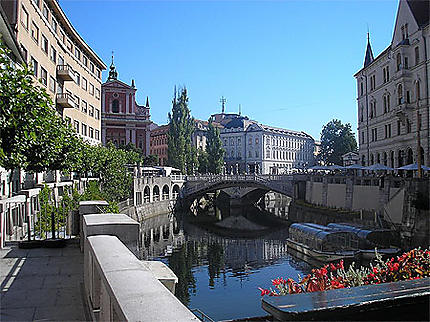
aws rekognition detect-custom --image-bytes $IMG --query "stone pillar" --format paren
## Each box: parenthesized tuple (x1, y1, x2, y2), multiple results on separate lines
(77, 200, 109, 250)
(126, 93, 129, 114)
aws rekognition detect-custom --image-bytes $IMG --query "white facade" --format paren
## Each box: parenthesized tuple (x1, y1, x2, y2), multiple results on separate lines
(354, 0, 429, 168)
(220, 117, 315, 174)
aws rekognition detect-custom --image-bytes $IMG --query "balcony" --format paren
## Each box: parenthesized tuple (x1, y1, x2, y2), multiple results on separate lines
(56, 93, 75, 108)
(56, 65, 75, 81)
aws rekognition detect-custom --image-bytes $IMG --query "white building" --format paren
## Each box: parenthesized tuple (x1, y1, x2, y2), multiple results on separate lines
(216, 114, 315, 174)
(354, 0, 429, 168)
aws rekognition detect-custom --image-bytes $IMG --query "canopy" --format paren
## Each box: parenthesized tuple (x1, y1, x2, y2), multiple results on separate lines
(328, 164, 344, 170)
(309, 165, 330, 170)
(344, 164, 366, 170)
(364, 163, 394, 171)
(396, 163, 430, 171)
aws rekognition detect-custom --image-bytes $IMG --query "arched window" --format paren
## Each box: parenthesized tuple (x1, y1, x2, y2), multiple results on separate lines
(386, 94, 390, 112)
(416, 81, 421, 102)
(397, 84, 403, 105)
(383, 152, 387, 166)
(383, 96, 387, 113)
(396, 53, 402, 71)
(370, 154, 374, 165)
(112, 99, 119, 113)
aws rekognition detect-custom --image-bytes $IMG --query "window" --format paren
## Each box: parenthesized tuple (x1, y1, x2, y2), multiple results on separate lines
(50, 46, 56, 62)
(383, 96, 387, 113)
(58, 55, 64, 66)
(416, 81, 421, 101)
(83, 55, 88, 67)
(398, 84, 403, 105)
(397, 120, 401, 135)
(89, 105, 94, 117)
(49, 76, 56, 93)
(74, 121, 79, 133)
(396, 53, 402, 71)
(361, 131, 365, 144)
(90, 62, 94, 73)
(60, 30, 65, 43)
(40, 67, 47, 86)
(89, 83, 94, 95)
(370, 75, 376, 90)
(51, 18, 57, 32)
(95, 109, 100, 120)
(404, 57, 408, 69)
(112, 99, 119, 113)
(42, 4, 48, 19)
(383, 66, 389, 83)
(67, 39, 73, 52)
(31, 22, 39, 43)
(20, 44, 28, 63)
(32, 0, 40, 8)
(41, 35, 48, 54)
(415, 47, 420, 65)
(96, 69, 101, 79)
(75, 72, 80, 86)
(255, 150, 259, 158)
(360, 82, 363, 96)
(95, 130, 100, 140)
(21, 6, 29, 29)
(74, 95, 80, 109)
(406, 119, 411, 133)
(89, 127, 94, 139)
(248, 151, 252, 158)
(82, 124, 87, 136)
(82, 77, 87, 90)
(82, 101, 87, 113)
(255, 138, 259, 145)
(406, 91, 411, 103)
(95, 88, 100, 99)
(74, 47, 81, 60)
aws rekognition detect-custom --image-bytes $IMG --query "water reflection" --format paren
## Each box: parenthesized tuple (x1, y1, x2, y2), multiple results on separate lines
(140, 196, 312, 320)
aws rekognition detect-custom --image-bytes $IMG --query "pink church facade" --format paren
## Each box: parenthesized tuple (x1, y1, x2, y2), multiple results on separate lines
(101, 59, 152, 155)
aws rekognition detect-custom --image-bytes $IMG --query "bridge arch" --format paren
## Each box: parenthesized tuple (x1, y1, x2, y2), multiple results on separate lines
(143, 186, 150, 203)
(162, 185, 170, 200)
(153, 185, 160, 202)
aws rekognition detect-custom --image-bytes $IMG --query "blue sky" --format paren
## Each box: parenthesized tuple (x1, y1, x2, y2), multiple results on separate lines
(61, 0, 399, 140)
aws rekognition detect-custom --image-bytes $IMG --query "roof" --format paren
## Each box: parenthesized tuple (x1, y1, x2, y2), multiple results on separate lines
(260, 124, 314, 140)
(407, 0, 429, 27)
(363, 34, 374, 68)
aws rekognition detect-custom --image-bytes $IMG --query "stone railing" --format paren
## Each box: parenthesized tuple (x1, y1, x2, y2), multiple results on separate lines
(80, 203, 197, 322)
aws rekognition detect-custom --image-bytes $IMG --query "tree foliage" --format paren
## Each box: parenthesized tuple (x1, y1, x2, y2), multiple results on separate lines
(206, 120, 224, 174)
(197, 150, 209, 174)
(0, 41, 80, 173)
(319, 119, 357, 165)
(167, 87, 198, 174)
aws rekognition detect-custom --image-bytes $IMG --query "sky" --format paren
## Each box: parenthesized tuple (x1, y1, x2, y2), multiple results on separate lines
(60, 0, 399, 140)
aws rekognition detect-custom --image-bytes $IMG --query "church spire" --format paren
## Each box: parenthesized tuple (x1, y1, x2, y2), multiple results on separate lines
(108, 51, 118, 81)
(146, 96, 150, 107)
(363, 32, 374, 68)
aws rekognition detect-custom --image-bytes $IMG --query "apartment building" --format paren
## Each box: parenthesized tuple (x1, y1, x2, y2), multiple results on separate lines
(1, 0, 106, 144)
(354, 0, 429, 167)
(150, 124, 169, 166)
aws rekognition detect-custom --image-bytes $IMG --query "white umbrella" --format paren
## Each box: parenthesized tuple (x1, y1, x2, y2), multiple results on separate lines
(345, 164, 366, 170)
(364, 163, 394, 171)
(309, 165, 330, 170)
(396, 163, 430, 171)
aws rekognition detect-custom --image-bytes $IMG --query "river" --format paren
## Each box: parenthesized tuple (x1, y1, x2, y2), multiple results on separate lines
(140, 195, 313, 321)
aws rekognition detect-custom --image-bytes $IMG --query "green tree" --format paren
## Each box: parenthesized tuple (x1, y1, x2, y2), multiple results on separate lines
(144, 154, 159, 166)
(197, 150, 209, 174)
(167, 87, 197, 174)
(320, 119, 357, 165)
(206, 120, 225, 174)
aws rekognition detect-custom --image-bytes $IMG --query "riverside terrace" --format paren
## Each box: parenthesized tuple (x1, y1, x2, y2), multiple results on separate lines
(1, 202, 198, 322)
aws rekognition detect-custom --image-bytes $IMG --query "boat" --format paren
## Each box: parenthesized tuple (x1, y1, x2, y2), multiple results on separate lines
(287, 223, 360, 263)
(327, 223, 400, 260)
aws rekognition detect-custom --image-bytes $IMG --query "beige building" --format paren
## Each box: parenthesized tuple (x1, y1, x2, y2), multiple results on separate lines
(1, 0, 106, 144)
(354, 0, 429, 168)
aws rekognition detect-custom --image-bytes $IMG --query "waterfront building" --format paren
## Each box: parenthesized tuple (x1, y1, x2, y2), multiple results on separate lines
(342, 152, 360, 166)
(1, 0, 106, 145)
(101, 58, 152, 154)
(354, 0, 429, 168)
(150, 124, 169, 166)
(213, 113, 315, 174)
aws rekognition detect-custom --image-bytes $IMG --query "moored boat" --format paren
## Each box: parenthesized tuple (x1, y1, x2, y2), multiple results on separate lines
(287, 223, 360, 263)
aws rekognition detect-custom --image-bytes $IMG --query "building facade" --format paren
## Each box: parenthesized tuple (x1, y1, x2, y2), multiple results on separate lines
(150, 124, 169, 166)
(354, 0, 429, 168)
(101, 60, 152, 154)
(1, 0, 106, 144)
(215, 113, 315, 174)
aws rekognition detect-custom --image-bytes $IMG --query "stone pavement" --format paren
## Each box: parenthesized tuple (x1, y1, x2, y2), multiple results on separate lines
(0, 240, 88, 321)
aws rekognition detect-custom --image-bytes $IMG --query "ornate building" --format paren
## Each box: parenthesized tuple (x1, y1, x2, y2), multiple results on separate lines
(101, 58, 152, 154)
(354, 0, 429, 168)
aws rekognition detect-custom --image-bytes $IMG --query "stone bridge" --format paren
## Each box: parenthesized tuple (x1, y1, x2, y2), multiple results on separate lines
(183, 174, 296, 201)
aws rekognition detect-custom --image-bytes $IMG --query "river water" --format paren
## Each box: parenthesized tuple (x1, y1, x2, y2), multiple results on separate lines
(140, 196, 313, 321)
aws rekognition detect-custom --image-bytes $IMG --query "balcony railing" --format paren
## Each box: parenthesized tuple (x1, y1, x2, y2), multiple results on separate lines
(56, 93, 75, 108)
(56, 65, 75, 81)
